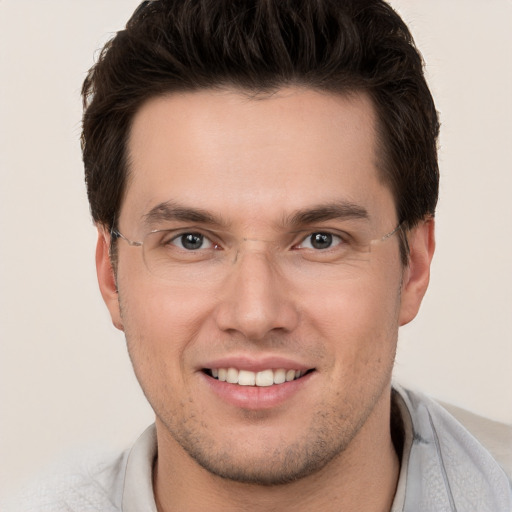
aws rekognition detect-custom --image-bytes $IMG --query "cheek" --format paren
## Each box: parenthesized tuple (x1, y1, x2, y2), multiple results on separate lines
(117, 272, 213, 381)
(118, 248, 210, 335)
(118, 282, 207, 418)
(302, 266, 402, 368)
(307, 267, 401, 324)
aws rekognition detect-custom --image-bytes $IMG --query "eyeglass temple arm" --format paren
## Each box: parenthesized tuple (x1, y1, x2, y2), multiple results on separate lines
(110, 229, 143, 247)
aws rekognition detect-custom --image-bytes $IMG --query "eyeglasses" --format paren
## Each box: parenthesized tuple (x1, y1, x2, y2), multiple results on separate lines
(111, 222, 403, 283)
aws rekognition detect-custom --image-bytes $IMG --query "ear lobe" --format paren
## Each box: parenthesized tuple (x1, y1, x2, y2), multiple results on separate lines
(96, 227, 124, 331)
(399, 218, 436, 326)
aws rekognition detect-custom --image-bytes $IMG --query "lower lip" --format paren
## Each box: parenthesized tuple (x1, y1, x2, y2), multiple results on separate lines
(201, 371, 314, 410)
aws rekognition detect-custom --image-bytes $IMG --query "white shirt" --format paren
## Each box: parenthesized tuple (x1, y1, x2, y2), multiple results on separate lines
(6, 386, 512, 512)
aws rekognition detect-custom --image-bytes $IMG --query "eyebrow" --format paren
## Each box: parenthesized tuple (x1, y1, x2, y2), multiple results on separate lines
(142, 201, 229, 228)
(142, 200, 369, 230)
(286, 201, 369, 228)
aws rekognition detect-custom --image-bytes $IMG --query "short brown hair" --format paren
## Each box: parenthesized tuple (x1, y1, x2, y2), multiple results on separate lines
(82, 0, 439, 262)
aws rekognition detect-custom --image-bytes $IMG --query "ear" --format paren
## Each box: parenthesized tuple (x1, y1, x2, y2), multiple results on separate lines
(399, 218, 436, 326)
(95, 227, 124, 331)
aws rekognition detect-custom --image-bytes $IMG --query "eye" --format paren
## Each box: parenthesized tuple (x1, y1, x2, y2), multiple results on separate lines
(298, 232, 343, 250)
(171, 233, 214, 250)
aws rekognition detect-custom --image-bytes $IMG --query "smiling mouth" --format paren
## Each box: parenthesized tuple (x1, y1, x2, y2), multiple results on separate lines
(203, 368, 315, 387)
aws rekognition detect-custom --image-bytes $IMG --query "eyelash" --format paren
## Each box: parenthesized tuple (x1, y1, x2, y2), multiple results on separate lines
(164, 230, 347, 252)
(164, 232, 218, 250)
(295, 232, 345, 251)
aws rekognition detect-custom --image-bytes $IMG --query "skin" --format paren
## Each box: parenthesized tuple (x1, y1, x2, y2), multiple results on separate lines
(96, 88, 434, 511)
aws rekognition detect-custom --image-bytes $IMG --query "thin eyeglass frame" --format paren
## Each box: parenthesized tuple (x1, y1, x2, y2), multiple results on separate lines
(111, 222, 404, 279)
(111, 222, 403, 249)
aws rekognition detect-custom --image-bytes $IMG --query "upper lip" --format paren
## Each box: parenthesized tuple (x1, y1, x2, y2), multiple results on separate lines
(199, 355, 313, 373)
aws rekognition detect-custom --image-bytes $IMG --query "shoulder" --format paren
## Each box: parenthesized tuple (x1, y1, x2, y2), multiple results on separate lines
(2, 449, 129, 512)
(394, 386, 512, 512)
(439, 399, 512, 480)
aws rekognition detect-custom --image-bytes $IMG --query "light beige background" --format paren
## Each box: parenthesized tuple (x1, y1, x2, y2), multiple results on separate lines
(1, 0, 511, 501)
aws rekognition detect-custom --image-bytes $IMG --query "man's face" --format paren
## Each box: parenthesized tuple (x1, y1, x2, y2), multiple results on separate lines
(98, 88, 430, 484)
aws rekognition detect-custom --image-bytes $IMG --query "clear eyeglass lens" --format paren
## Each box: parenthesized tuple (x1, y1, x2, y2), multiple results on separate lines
(136, 225, 401, 281)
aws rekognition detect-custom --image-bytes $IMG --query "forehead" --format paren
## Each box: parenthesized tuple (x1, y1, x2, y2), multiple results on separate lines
(121, 87, 394, 229)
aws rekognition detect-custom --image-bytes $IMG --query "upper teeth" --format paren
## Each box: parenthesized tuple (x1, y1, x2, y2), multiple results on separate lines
(211, 368, 304, 386)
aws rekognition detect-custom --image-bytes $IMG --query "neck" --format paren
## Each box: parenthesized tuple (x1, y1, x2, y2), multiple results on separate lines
(153, 392, 400, 512)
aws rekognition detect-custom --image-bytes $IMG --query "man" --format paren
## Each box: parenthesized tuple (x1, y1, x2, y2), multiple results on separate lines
(9, 0, 512, 511)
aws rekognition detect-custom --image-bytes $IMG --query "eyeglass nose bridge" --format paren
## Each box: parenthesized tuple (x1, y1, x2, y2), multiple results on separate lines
(232, 237, 281, 264)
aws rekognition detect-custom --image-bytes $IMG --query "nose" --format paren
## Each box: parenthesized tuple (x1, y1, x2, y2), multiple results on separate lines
(214, 248, 300, 341)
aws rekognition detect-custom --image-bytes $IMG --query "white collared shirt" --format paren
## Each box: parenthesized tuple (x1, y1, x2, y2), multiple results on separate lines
(6, 387, 512, 511)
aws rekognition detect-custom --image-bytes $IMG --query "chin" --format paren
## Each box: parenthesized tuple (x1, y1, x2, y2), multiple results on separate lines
(186, 440, 345, 486)
(160, 406, 361, 487)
